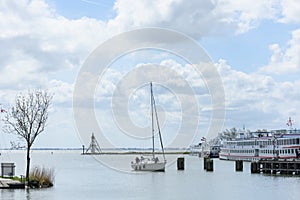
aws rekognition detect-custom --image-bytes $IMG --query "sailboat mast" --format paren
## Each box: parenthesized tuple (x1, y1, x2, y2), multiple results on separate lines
(150, 82, 155, 159)
(152, 89, 166, 162)
(150, 82, 166, 162)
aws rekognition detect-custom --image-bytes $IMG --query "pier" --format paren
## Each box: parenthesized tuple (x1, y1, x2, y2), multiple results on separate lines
(0, 178, 25, 189)
(251, 159, 300, 175)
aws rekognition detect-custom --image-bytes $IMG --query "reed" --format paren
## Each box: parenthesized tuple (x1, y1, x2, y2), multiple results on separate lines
(29, 166, 54, 188)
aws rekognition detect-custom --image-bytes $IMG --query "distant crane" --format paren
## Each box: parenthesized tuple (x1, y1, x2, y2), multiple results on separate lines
(83, 133, 102, 154)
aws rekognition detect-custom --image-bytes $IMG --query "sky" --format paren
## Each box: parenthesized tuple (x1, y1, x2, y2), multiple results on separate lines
(0, 0, 300, 149)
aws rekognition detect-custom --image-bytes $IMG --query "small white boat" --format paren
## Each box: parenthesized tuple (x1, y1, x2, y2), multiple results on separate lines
(131, 156, 166, 172)
(131, 82, 166, 172)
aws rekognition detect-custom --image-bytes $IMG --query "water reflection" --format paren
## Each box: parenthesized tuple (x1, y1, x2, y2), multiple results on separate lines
(25, 189, 31, 200)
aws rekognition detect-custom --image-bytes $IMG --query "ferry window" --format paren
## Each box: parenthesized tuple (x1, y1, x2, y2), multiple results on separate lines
(288, 149, 291, 154)
(291, 149, 294, 154)
(297, 138, 300, 144)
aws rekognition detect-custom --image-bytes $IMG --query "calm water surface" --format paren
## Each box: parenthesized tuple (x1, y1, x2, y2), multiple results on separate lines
(0, 150, 299, 200)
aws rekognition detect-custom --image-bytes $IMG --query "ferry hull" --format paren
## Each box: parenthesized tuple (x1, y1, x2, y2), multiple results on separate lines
(220, 133, 300, 161)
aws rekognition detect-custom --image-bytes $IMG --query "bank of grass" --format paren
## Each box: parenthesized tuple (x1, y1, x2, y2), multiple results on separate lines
(0, 176, 24, 182)
(29, 166, 54, 188)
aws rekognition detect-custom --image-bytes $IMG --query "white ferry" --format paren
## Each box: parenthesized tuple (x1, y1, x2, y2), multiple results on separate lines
(219, 119, 300, 161)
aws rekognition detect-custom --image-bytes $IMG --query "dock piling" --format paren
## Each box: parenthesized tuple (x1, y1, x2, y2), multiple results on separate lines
(203, 157, 209, 170)
(251, 162, 259, 174)
(251, 159, 300, 175)
(177, 157, 185, 170)
(235, 160, 243, 172)
(206, 158, 214, 172)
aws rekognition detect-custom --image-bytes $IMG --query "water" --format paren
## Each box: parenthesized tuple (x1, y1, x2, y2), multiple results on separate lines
(0, 150, 300, 200)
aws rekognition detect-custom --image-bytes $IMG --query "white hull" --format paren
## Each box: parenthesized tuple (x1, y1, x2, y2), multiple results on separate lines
(131, 160, 166, 172)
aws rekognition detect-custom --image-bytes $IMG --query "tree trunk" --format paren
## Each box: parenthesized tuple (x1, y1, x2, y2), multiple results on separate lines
(26, 144, 31, 184)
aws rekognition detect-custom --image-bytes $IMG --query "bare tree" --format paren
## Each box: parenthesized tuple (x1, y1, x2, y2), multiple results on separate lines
(3, 90, 53, 184)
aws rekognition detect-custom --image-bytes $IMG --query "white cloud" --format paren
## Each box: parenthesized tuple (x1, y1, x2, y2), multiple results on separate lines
(217, 59, 300, 129)
(261, 28, 300, 74)
(109, 0, 228, 37)
(48, 79, 73, 105)
(0, 0, 292, 94)
(219, 0, 280, 33)
(108, 0, 284, 36)
(0, 0, 110, 91)
(278, 0, 300, 23)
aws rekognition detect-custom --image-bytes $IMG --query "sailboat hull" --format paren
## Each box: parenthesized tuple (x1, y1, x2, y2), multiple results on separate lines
(131, 161, 166, 172)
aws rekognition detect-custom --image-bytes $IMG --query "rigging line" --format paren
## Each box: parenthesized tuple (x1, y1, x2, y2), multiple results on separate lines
(151, 83, 166, 162)
(150, 82, 155, 159)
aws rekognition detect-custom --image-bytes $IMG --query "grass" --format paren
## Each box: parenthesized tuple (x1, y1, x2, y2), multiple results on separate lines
(0, 176, 25, 182)
(29, 166, 54, 188)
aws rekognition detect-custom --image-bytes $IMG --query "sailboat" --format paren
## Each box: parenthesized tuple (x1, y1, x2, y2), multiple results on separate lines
(131, 82, 166, 172)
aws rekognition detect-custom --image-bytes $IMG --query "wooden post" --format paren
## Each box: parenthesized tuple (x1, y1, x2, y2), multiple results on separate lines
(235, 160, 243, 171)
(206, 159, 214, 172)
(251, 162, 259, 173)
(82, 145, 85, 155)
(203, 157, 208, 170)
(177, 157, 184, 170)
